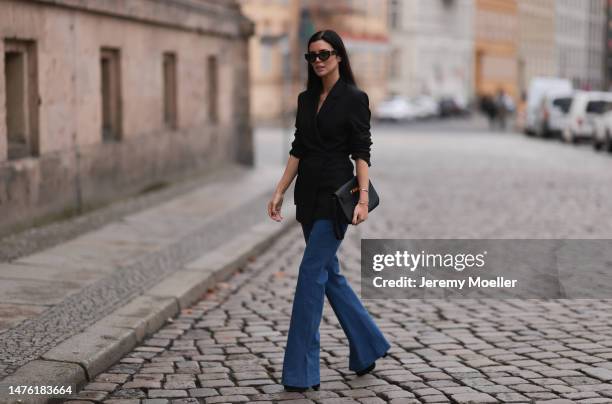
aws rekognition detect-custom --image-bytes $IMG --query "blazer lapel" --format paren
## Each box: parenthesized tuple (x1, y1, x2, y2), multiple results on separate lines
(313, 77, 346, 122)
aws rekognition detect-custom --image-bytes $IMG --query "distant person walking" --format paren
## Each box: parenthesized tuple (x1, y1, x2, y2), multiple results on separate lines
(267, 29, 391, 392)
(493, 88, 515, 130)
(494, 88, 508, 130)
(481, 94, 497, 129)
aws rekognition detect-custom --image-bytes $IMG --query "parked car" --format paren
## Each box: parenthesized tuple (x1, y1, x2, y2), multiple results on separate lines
(592, 103, 612, 152)
(438, 95, 470, 117)
(534, 91, 573, 138)
(410, 95, 439, 119)
(374, 95, 416, 122)
(561, 91, 612, 143)
(524, 77, 573, 135)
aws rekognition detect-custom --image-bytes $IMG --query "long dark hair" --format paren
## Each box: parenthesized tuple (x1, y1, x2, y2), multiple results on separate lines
(306, 30, 357, 94)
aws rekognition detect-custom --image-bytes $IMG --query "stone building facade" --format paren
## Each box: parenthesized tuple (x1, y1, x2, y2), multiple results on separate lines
(517, 0, 557, 95)
(388, 0, 474, 103)
(474, 0, 519, 100)
(0, 0, 254, 236)
(584, 0, 606, 90)
(308, 0, 390, 106)
(238, 0, 390, 124)
(556, 0, 606, 90)
(238, 0, 300, 124)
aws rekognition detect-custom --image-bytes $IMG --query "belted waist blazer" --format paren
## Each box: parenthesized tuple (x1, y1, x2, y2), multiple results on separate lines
(289, 77, 373, 224)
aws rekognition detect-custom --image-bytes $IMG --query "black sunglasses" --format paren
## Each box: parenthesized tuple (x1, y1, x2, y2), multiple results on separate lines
(304, 49, 338, 63)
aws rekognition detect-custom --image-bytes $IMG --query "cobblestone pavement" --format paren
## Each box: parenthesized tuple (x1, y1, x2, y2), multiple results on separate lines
(0, 166, 277, 379)
(71, 125, 612, 403)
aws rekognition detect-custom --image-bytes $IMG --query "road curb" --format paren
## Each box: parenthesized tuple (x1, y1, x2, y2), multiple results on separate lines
(0, 214, 297, 404)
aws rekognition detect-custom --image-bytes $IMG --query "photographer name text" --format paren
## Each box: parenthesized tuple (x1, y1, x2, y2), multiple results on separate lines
(372, 276, 517, 289)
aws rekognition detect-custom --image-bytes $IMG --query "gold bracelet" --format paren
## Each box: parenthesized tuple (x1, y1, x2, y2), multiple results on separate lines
(358, 200, 368, 205)
(360, 188, 368, 193)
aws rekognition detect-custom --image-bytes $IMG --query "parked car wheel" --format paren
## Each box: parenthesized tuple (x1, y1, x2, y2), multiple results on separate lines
(593, 137, 602, 150)
(604, 131, 612, 153)
(539, 121, 551, 138)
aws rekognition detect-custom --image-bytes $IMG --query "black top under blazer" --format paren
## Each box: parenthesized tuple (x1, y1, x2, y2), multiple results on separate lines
(289, 76, 373, 224)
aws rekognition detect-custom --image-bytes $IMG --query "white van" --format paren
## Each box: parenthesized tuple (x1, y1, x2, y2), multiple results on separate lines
(524, 77, 573, 135)
(561, 91, 612, 143)
(535, 91, 573, 138)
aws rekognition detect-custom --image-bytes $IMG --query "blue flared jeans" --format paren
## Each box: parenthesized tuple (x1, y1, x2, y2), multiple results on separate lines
(281, 219, 391, 388)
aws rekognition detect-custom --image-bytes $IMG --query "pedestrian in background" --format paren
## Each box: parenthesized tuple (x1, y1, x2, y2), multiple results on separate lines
(494, 87, 515, 130)
(481, 94, 498, 129)
(267, 29, 391, 393)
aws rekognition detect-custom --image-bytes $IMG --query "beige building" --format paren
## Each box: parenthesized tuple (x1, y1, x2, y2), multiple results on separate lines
(238, 0, 302, 124)
(474, 0, 519, 100)
(517, 0, 557, 95)
(240, 0, 390, 124)
(388, 0, 474, 102)
(0, 0, 254, 236)
(308, 0, 390, 105)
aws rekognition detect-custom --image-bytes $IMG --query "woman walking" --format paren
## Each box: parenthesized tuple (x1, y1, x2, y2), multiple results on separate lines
(267, 30, 391, 392)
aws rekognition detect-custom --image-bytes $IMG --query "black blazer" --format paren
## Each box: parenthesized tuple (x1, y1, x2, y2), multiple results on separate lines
(289, 76, 373, 224)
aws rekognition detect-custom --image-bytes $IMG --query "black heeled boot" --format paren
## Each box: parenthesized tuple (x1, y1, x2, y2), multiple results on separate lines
(355, 362, 375, 376)
(356, 352, 388, 376)
(283, 383, 320, 392)
(284, 384, 307, 392)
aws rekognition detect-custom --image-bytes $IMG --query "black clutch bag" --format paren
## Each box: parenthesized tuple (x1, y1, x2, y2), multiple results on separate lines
(331, 176, 380, 240)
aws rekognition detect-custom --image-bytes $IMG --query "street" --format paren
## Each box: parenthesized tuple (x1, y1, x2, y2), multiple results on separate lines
(73, 118, 612, 403)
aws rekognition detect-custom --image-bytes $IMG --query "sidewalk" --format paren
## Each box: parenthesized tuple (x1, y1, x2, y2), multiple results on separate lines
(0, 163, 295, 404)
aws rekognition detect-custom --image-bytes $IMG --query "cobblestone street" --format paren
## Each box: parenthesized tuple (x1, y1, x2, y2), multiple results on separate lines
(72, 122, 612, 404)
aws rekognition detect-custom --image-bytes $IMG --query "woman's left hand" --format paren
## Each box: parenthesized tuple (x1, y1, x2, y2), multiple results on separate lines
(352, 203, 368, 225)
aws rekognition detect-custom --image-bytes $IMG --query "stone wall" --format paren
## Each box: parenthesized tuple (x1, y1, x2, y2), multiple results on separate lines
(0, 0, 254, 236)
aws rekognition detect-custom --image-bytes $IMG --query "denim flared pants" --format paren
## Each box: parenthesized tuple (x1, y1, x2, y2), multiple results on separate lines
(281, 219, 391, 388)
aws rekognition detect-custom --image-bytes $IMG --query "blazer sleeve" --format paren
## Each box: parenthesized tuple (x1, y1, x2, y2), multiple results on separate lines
(289, 93, 306, 159)
(348, 91, 373, 167)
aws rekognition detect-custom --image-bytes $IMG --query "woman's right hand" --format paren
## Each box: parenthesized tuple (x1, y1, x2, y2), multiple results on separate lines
(267, 192, 284, 222)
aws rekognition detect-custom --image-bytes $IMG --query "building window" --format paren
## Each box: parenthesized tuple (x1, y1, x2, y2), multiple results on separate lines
(163, 52, 178, 129)
(207, 54, 218, 124)
(100, 47, 122, 142)
(4, 39, 38, 160)
(390, 47, 400, 79)
(389, 0, 401, 30)
(260, 40, 272, 74)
